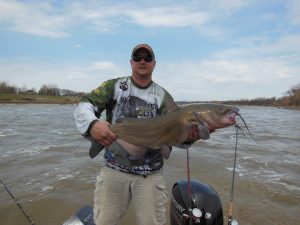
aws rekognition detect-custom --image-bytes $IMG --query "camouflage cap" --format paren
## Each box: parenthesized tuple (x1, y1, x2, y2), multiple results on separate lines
(131, 43, 155, 59)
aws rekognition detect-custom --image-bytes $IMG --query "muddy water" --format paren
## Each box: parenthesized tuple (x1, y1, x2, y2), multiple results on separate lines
(0, 104, 299, 225)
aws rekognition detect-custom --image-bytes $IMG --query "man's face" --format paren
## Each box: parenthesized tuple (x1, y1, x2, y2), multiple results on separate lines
(130, 48, 156, 80)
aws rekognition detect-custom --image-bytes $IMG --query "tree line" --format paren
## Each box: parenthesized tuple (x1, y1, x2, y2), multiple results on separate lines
(1, 81, 299, 107)
(0, 81, 85, 97)
(176, 83, 300, 108)
(224, 83, 300, 107)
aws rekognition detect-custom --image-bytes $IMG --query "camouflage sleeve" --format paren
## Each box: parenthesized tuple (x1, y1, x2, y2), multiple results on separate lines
(159, 89, 179, 115)
(81, 78, 118, 114)
(74, 78, 118, 135)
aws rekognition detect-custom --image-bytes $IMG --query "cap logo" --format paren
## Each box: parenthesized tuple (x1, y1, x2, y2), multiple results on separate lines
(132, 43, 155, 59)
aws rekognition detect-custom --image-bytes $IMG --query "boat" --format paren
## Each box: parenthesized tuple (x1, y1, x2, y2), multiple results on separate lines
(63, 179, 228, 225)
(63, 205, 94, 225)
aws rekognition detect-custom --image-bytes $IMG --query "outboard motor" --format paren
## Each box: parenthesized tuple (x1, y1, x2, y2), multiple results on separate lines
(170, 179, 223, 225)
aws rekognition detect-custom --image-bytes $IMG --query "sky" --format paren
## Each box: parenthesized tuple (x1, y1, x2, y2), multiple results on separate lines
(0, 0, 299, 101)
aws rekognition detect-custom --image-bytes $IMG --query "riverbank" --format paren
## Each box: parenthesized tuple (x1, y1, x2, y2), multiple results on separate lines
(283, 105, 300, 110)
(1, 93, 299, 109)
(0, 94, 81, 104)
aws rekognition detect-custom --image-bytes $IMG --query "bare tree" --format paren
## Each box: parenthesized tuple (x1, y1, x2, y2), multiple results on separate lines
(38, 84, 61, 96)
(0, 81, 17, 94)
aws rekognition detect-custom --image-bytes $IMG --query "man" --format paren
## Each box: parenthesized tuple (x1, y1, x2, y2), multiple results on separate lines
(74, 44, 201, 225)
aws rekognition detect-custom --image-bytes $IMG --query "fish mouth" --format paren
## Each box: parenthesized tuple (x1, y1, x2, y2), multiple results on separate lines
(229, 107, 239, 124)
(229, 112, 238, 124)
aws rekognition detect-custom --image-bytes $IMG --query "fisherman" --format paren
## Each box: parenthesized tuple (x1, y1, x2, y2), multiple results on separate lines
(74, 43, 203, 225)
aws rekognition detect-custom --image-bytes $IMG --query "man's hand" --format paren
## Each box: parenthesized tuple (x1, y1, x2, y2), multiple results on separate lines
(90, 121, 116, 147)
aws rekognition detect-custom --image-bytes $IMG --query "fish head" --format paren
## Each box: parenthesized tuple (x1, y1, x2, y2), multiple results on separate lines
(196, 104, 239, 130)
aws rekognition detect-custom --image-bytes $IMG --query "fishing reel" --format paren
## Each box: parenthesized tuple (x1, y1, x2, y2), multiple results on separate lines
(170, 180, 224, 225)
(228, 218, 239, 225)
(181, 207, 214, 224)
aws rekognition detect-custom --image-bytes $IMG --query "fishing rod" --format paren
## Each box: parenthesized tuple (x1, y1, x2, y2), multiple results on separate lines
(186, 147, 193, 225)
(0, 179, 36, 225)
(227, 126, 240, 225)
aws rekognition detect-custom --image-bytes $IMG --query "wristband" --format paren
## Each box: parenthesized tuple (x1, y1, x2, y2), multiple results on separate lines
(87, 119, 99, 135)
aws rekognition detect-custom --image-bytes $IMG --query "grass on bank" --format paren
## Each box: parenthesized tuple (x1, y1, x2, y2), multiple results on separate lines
(0, 93, 81, 104)
(1, 93, 299, 110)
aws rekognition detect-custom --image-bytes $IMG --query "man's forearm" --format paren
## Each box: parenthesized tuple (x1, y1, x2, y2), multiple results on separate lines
(74, 102, 99, 135)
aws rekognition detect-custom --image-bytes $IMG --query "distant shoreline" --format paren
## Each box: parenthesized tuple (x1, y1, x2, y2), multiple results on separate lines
(0, 93, 81, 104)
(280, 105, 300, 110)
(1, 93, 299, 110)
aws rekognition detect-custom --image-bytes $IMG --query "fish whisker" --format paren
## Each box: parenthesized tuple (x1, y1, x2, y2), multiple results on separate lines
(235, 112, 256, 143)
(234, 124, 247, 136)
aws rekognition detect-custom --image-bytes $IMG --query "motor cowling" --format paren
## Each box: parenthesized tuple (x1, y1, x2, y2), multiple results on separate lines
(170, 180, 223, 225)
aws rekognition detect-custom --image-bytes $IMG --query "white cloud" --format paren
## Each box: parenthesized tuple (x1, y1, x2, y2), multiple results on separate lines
(0, 0, 298, 101)
(287, 0, 300, 26)
(0, 0, 298, 39)
(0, 53, 298, 101)
(125, 6, 211, 27)
(209, 0, 249, 16)
(0, 0, 69, 38)
(89, 61, 120, 72)
(156, 56, 300, 101)
(213, 33, 300, 62)
(0, 59, 123, 92)
(0, 0, 250, 38)
(65, 1, 123, 32)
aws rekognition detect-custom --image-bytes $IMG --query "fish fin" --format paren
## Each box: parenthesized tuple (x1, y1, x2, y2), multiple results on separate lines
(193, 111, 209, 127)
(89, 140, 105, 158)
(116, 139, 148, 157)
(192, 112, 210, 140)
(160, 145, 171, 159)
(198, 124, 210, 140)
(193, 111, 203, 123)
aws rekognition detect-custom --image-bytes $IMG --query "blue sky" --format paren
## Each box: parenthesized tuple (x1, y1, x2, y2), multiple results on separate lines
(0, 0, 299, 101)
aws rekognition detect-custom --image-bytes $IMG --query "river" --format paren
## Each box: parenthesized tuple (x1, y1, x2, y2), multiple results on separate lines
(0, 104, 299, 225)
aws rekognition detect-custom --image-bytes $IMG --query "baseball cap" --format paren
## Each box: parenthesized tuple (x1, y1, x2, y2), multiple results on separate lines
(131, 43, 155, 59)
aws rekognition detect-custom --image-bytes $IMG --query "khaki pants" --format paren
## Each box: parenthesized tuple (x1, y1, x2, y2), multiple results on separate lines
(94, 166, 168, 225)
